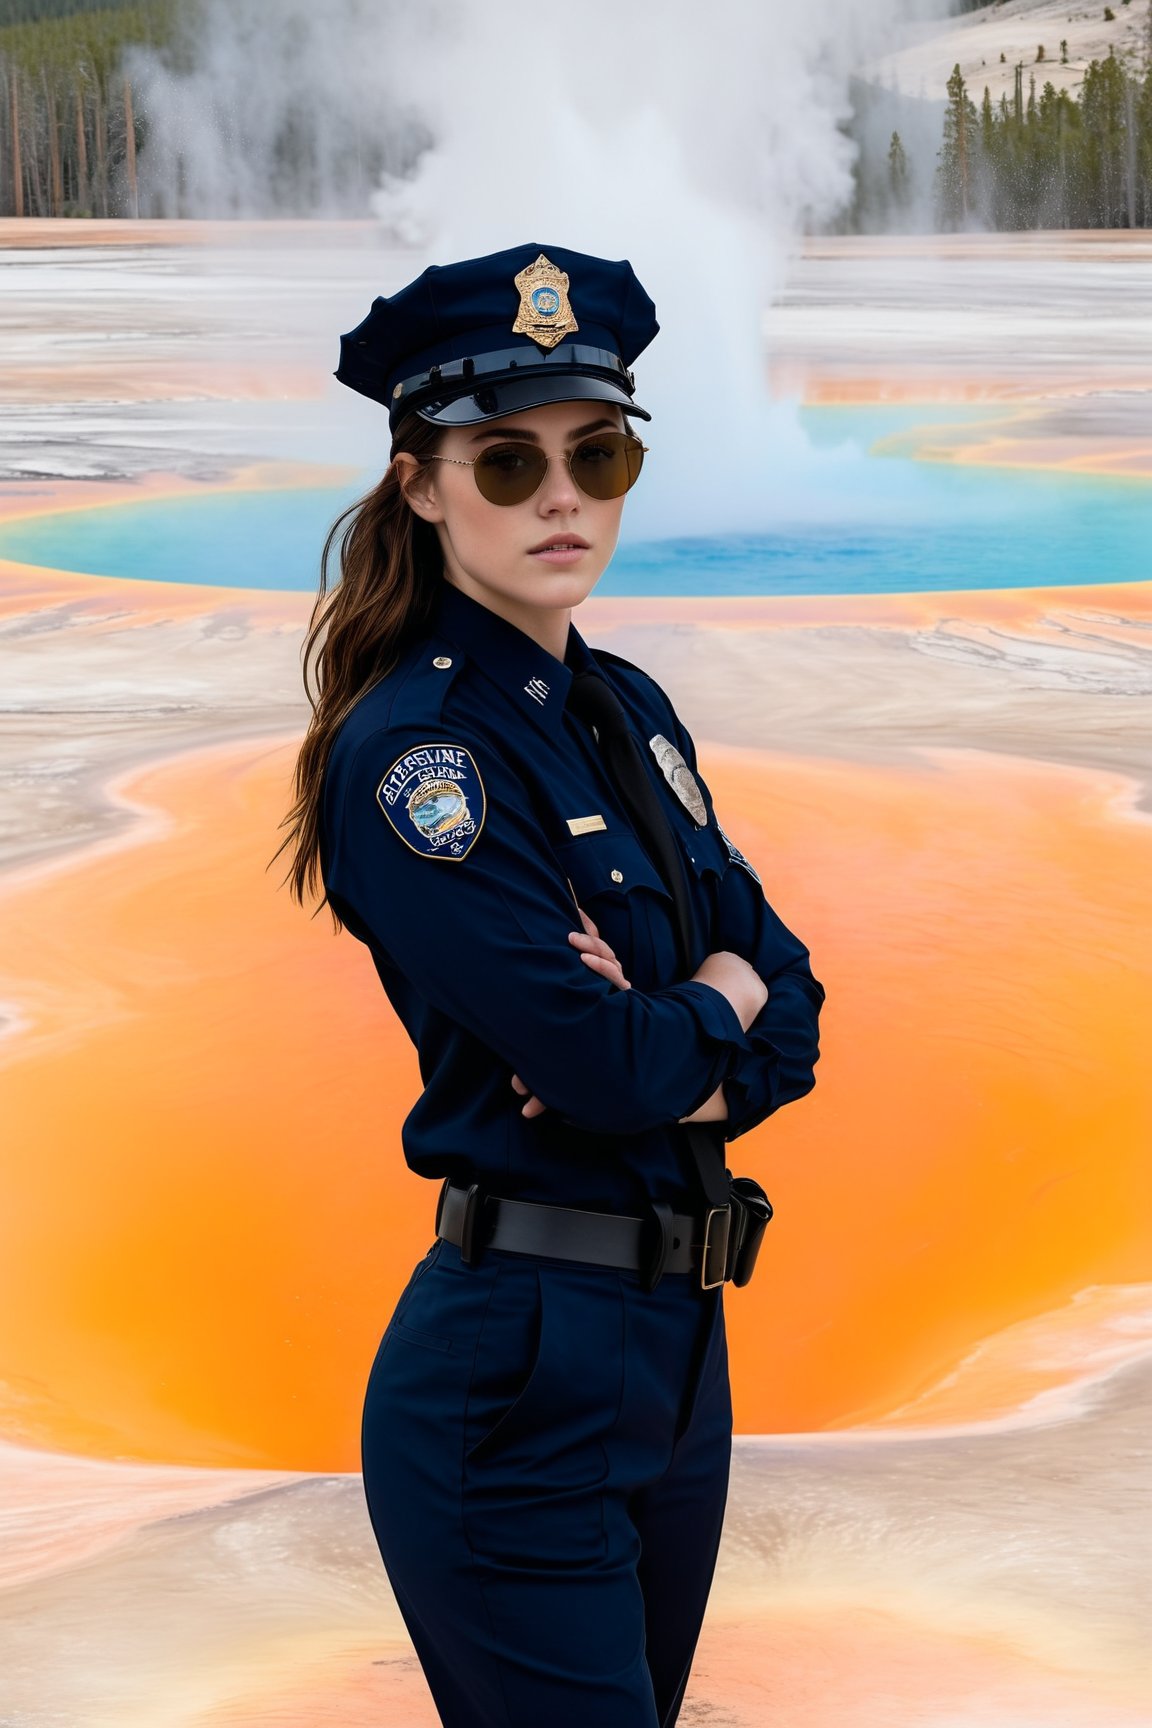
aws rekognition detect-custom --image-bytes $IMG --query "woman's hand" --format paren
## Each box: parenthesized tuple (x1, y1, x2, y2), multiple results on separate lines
(691, 950, 768, 1031)
(511, 907, 630, 1118)
(566, 904, 631, 993)
(679, 952, 769, 1121)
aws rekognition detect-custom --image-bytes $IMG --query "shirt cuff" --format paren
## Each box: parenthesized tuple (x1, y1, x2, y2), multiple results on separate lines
(719, 1039, 785, 1140)
(663, 978, 755, 1056)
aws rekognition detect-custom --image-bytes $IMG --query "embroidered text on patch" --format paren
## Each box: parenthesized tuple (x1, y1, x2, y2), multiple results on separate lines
(376, 743, 486, 861)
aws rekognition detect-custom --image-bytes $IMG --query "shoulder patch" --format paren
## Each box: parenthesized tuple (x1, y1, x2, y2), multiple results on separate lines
(716, 822, 763, 887)
(376, 741, 486, 861)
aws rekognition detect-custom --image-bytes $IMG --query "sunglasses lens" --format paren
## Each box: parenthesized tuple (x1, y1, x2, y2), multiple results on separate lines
(473, 443, 547, 505)
(470, 431, 646, 505)
(570, 432, 646, 500)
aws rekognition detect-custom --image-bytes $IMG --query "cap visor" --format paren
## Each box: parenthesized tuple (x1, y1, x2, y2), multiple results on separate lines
(415, 372, 651, 425)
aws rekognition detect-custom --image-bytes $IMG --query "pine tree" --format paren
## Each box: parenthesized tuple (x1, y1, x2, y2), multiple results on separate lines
(1081, 47, 1131, 222)
(887, 129, 910, 210)
(1138, 59, 1152, 220)
(937, 62, 981, 226)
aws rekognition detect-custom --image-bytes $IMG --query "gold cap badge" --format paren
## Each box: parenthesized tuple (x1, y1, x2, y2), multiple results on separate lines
(512, 253, 579, 352)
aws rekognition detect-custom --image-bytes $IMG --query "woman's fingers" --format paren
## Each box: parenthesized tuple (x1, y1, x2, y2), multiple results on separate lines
(576, 906, 600, 939)
(510, 1073, 548, 1117)
(568, 924, 631, 991)
(582, 954, 631, 990)
(567, 928, 616, 964)
(574, 948, 631, 991)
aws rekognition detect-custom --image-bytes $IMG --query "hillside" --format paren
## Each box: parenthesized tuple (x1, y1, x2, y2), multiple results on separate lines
(867, 0, 1151, 102)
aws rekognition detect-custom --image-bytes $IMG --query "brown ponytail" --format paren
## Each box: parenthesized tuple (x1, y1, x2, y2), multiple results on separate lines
(272, 411, 446, 922)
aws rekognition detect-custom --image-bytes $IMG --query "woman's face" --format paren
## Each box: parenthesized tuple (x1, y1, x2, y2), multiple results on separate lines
(395, 398, 633, 623)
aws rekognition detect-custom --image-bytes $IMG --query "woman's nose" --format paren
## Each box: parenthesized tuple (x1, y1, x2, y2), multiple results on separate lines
(535, 453, 581, 513)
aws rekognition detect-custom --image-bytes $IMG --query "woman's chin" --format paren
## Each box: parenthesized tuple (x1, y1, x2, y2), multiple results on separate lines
(511, 572, 604, 609)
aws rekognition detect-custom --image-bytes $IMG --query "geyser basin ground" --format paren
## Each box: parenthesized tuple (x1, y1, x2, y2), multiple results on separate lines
(2, 223, 1150, 1728)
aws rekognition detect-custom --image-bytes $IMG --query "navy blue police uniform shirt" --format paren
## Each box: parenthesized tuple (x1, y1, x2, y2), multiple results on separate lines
(320, 578, 825, 1216)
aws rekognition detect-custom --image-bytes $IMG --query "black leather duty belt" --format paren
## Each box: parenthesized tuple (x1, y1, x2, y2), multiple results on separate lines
(434, 1178, 767, 1293)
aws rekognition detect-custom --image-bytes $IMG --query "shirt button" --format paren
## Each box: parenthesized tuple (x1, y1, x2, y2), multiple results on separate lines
(432, 656, 452, 669)
(610, 869, 624, 883)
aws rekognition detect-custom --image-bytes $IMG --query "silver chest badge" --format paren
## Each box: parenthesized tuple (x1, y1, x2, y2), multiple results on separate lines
(649, 734, 707, 826)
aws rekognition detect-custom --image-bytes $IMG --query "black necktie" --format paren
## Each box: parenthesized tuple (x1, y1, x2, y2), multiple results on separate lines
(566, 668, 701, 975)
(566, 667, 730, 1209)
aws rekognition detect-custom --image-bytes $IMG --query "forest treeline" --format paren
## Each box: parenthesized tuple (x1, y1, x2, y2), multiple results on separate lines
(3, 0, 1152, 227)
(927, 34, 1152, 228)
(0, 0, 180, 217)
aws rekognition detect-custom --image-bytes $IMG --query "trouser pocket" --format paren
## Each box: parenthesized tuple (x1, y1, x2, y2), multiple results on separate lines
(383, 1238, 445, 1339)
(462, 1260, 622, 1566)
(463, 1259, 545, 1462)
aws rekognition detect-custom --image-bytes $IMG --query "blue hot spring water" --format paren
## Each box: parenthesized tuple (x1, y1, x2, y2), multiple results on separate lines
(1, 409, 1147, 596)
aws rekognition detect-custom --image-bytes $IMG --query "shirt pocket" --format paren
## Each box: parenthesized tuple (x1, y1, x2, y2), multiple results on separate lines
(552, 830, 671, 982)
(553, 829, 671, 908)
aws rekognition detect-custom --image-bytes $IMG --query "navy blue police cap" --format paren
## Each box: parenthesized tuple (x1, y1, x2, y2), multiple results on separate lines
(334, 241, 658, 433)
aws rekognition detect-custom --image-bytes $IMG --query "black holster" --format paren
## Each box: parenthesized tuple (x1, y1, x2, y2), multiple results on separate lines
(726, 1175, 774, 1287)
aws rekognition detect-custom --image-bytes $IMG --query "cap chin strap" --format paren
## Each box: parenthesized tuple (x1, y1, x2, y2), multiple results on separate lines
(416, 379, 650, 428)
(392, 342, 635, 409)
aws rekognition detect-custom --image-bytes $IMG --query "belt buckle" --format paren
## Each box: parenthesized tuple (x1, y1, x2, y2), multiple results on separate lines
(699, 1205, 731, 1290)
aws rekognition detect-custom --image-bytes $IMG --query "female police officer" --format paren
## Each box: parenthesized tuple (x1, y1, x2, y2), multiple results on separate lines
(278, 242, 825, 1727)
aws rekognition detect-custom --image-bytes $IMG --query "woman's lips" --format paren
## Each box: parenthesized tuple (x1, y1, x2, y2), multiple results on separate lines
(529, 542, 589, 565)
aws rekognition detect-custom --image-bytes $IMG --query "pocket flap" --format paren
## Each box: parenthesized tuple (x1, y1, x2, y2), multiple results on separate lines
(677, 819, 731, 881)
(553, 829, 670, 901)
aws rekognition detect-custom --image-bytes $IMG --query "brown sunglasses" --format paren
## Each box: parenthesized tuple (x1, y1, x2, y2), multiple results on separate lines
(425, 430, 649, 506)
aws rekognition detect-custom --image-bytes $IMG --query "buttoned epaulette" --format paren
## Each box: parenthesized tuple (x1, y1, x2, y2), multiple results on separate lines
(385, 635, 468, 730)
(330, 636, 470, 777)
(344, 634, 468, 742)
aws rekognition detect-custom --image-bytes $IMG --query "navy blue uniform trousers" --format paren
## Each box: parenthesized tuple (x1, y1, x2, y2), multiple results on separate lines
(361, 1231, 732, 1727)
